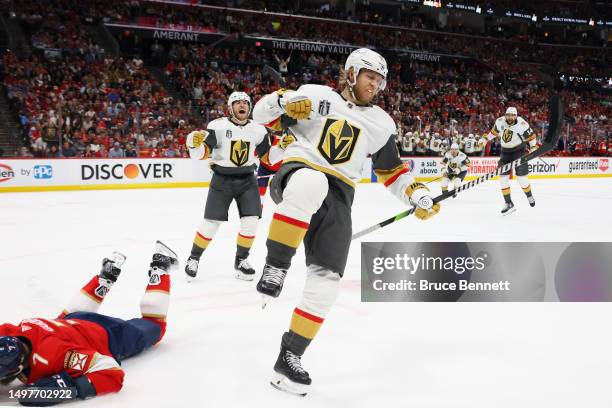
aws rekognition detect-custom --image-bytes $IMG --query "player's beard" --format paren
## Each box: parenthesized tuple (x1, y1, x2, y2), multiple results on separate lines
(353, 85, 377, 105)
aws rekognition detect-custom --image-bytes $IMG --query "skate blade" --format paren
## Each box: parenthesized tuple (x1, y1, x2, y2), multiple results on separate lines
(110, 251, 127, 268)
(270, 373, 309, 397)
(185, 273, 197, 283)
(155, 240, 178, 260)
(501, 207, 517, 216)
(234, 271, 255, 281)
(261, 294, 274, 309)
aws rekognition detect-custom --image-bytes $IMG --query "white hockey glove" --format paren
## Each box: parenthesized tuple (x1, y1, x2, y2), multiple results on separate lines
(406, 182, 441, 221)
(186, 130, 208, 149)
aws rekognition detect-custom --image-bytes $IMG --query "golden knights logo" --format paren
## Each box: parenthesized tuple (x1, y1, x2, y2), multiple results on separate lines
(317, 119, 361, 165)
(230, 140, 250, 166)
(502, 128, 514, 143)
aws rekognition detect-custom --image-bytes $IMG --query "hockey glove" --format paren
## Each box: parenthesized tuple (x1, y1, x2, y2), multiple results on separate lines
(186, 130, 208, 149)
(406, 182, 441, 221)
(280, 93, 312, 120)
(279, 133, 296, 150)
(19, 371, 96, 406)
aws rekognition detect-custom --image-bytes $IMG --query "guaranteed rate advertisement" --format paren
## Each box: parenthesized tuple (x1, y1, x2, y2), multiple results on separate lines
(362, 242, 612, 302)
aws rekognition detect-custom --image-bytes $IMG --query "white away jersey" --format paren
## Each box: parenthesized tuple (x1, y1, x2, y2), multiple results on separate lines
(253, 84, 396, 185)
(489, 116, 535, 150)
(442, 150, 470, 173)
(187, 117, 270, 174)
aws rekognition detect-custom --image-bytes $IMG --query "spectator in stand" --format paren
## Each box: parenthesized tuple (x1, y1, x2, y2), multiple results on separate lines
(125, 143, 138, 157)
(108, 142, 125, 158)
(46, 145, 61, 158)
(62, 142, 77, 158)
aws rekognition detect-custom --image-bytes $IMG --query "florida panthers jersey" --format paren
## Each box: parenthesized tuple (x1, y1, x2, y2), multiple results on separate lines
(188, 117, 272, 175)
(0, 317, 123, 395)
(442, 151, 470, 174)
(253, 85, 418, 205)
(488, 116, 536, 150)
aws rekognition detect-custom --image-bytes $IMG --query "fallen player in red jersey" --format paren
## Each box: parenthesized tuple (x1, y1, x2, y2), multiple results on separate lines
(0, 241, 178, 406)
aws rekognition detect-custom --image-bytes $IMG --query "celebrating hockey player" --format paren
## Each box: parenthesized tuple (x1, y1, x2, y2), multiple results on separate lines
(185, 92, 276, 281)
(441, 143, 470, 195)
(0, 242, 177, 405)
(252, 48, 440, 396)
(487, 107, 537, 214)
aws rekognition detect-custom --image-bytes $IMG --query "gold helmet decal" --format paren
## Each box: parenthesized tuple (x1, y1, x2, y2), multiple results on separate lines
(230, 140, 250, 166)
(317, 119, 361, 165)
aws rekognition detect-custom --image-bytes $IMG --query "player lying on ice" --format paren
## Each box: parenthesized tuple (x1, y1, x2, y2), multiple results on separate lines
(0, 241, 178, 406)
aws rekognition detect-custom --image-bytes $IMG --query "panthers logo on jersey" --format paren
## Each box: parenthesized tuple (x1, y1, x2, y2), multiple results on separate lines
(502, 128, 514, 143)
(317, 119, 361, 165)
(230, 140, 250, 166)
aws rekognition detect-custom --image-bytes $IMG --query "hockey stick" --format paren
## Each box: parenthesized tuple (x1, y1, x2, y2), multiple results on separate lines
(352, 95, 563, 240)
(263, 65, 287, 87)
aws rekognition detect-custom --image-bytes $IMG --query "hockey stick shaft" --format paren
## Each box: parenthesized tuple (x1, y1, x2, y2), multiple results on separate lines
(352, 95, 563, 240)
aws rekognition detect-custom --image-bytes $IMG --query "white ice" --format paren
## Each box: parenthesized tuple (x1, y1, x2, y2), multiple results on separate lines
(1, 178, 611, 408)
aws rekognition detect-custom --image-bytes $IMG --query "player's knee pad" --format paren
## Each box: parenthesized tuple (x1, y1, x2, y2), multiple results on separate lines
(499, 175, 510, 189)
(239, 216, 258, 236)
(441, 177, 450, 188)
(453, 177, 462, 188)
(516, 175, 530, 188)
(198, 218, 222, 237)
(280, 168, 329, 221)
(298, 264, 340, 318)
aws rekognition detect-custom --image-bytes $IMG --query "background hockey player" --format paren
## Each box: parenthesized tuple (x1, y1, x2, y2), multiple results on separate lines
(463, 133, 476, 156)
(252, 48, 440, 396)
(185, 92, 275, 281)
(487, 107, 537, 214)
(0, 242, 177, 405)
(441, 143, 470, 195)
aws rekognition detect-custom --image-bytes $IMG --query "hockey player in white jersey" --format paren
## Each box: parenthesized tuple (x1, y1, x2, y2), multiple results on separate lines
(252, 48, 440, 396)
(185, 92, 274, 281)
(441, 143, 470, 195)
(487, 107, 537, 214)
(463, 133, 476, 156)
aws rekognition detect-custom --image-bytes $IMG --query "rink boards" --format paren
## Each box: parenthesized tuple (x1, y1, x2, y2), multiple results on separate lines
(0, 156, 610, 192)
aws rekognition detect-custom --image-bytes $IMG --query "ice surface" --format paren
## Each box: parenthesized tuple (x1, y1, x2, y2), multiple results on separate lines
(1, 179, 611, 407)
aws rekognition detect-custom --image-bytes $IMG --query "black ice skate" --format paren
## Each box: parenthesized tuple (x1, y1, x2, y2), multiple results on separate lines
(528, 196, 536, 207)
(149, 241, 178, 285)
(501, 201, 516, 216)
(256, 264, 288, 308)
(96, 252, 126, 297)
(184, 256, 200, 282)
(270, 347, 312, 397)
(234, 256, 255, 281)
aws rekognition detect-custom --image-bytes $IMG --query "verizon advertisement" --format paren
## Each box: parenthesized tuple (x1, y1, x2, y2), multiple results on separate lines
(397, 157, 612, 179)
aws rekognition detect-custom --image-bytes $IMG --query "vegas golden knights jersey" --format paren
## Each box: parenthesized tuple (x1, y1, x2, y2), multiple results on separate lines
(442, 151, 470, 173)
(488, 116, 536, 151)
(253, 84, 418, 205)
(188, 117, 271, 175)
